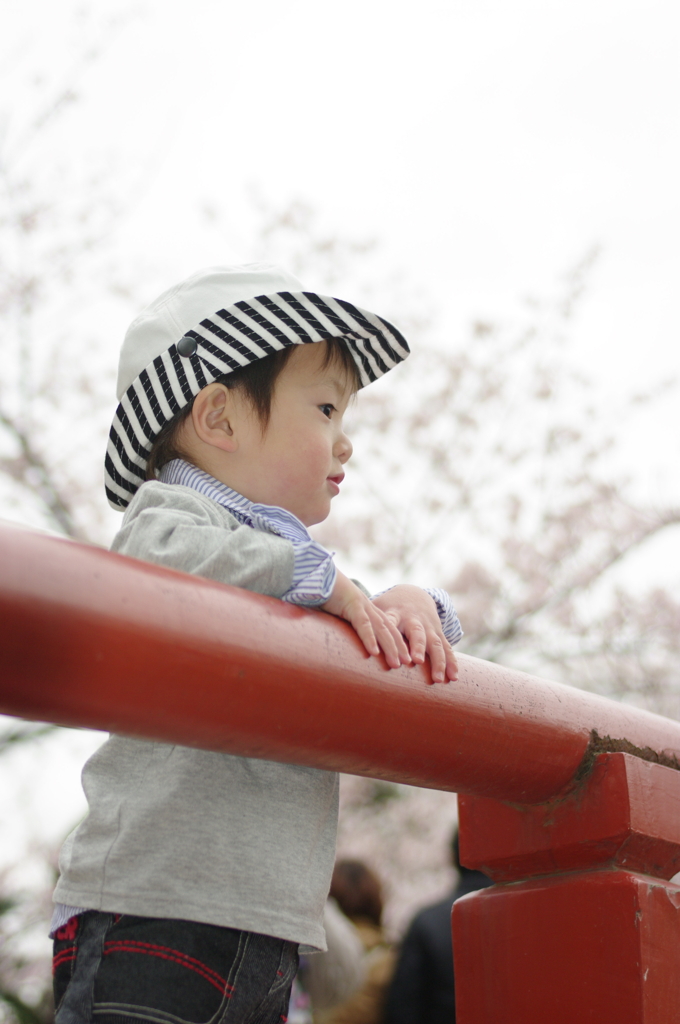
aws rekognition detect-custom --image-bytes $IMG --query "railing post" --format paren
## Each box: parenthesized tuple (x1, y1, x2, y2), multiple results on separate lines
(453, 752, 680, 1023)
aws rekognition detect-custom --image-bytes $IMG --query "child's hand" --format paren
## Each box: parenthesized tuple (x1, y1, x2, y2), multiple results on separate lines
(371, 585, 458, 684)
(321, 571, 411, 670)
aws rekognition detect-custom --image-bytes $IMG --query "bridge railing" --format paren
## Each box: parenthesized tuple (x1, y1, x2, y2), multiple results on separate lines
(2, 520, 680, 1022)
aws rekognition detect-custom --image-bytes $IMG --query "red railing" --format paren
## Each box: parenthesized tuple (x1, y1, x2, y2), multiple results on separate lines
(2, 520, 680, 1022)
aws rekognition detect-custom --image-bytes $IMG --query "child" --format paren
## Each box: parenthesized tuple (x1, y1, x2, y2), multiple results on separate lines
(51, 264, 462, 1023)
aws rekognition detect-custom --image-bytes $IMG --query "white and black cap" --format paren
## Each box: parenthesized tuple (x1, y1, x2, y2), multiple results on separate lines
(105, 263, 410, 510)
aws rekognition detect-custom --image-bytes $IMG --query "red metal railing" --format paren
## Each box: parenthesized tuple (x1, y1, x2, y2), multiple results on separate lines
(2, 520, 680, 1022)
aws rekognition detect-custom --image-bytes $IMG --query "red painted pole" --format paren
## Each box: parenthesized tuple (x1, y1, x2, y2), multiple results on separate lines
(1, 522, 680, 802)
(3, 522, 680, 1021)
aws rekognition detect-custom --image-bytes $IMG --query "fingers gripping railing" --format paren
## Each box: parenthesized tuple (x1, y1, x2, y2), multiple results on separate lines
(1, 521, 680, 1022)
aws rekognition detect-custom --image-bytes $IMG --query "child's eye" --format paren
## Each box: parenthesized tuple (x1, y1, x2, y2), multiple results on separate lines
(319, 404, 335, 419)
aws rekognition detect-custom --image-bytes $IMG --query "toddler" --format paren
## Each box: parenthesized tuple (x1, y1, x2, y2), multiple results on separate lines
(52, 264, 462, 1023)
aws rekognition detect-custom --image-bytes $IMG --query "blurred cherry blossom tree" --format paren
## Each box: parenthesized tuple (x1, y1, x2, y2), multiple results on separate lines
(0, 856, 56, 1023)
(242, 198, 680, 719)
(0, 7, 142, 545)
(313, 249, 680, 712)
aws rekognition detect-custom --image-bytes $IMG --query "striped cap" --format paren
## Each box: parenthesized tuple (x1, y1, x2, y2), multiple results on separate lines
(105, 263, 410, 510)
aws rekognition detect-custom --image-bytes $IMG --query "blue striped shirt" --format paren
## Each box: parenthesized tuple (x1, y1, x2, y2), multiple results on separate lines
(158, 459, 462, 644)
(159, 459, 336, 606)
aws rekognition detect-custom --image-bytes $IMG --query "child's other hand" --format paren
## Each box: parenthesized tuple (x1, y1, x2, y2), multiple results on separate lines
(321, 571, 411, 670)
(371, 585, 458, 684)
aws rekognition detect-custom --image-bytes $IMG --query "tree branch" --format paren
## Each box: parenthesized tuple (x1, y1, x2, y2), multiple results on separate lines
(0, 406, 81, 538)
(470, 508, 680, 662)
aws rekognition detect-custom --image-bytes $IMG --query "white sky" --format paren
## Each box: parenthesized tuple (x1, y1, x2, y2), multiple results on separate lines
(6, 0, 679, 389)
(1, 0, 680, 943)
(111, 0, 680, 388)
(8, 0, 675, 470)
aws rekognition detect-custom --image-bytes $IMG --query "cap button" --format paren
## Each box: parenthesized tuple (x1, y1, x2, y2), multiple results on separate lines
(177, 335, 198, 357)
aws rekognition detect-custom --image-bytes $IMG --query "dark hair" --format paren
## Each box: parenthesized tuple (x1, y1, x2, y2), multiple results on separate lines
(329, 859, 383, 926)
(146, 338, 360, 480)
(451, 828, 478, 875)
(451, 829, 461, 871)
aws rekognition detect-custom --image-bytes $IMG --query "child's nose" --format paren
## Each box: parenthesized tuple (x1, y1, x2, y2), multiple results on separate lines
(335, 433, 353, 463)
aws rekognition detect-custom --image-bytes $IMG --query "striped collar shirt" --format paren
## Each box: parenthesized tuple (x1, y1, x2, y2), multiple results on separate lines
(158, 459, 462, 645)
(159, 459, 336, 606)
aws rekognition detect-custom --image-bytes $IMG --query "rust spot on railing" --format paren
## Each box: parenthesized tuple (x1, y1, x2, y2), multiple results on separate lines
(575, 729, 680, 783)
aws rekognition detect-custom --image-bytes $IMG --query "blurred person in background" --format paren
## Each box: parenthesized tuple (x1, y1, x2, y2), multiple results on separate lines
(308, 859, 395, 1024)
(383, 830, 492, 1024)
(289, 898, 365, 1023)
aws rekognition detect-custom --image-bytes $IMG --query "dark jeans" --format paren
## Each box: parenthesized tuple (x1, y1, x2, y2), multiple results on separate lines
(53, 912, 299, 1024)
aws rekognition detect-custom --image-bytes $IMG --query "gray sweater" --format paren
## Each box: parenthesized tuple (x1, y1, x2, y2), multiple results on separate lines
(53, 482, 340, 951)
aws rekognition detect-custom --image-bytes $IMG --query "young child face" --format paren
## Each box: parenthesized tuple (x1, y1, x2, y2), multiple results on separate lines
(232, 342, 354, 526)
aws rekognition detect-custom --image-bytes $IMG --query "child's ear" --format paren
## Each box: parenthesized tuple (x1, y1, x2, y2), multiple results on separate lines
(191, 384, 239, 453)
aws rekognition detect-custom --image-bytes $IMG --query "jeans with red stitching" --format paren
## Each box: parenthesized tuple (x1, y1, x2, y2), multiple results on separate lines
(53, 911, 298, 1024)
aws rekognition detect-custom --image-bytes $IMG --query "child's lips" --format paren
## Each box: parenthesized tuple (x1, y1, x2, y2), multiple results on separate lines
(327, 473, 345, 494)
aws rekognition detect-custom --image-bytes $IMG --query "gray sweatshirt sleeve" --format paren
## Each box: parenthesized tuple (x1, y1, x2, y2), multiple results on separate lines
(111, 482, 295, 598)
